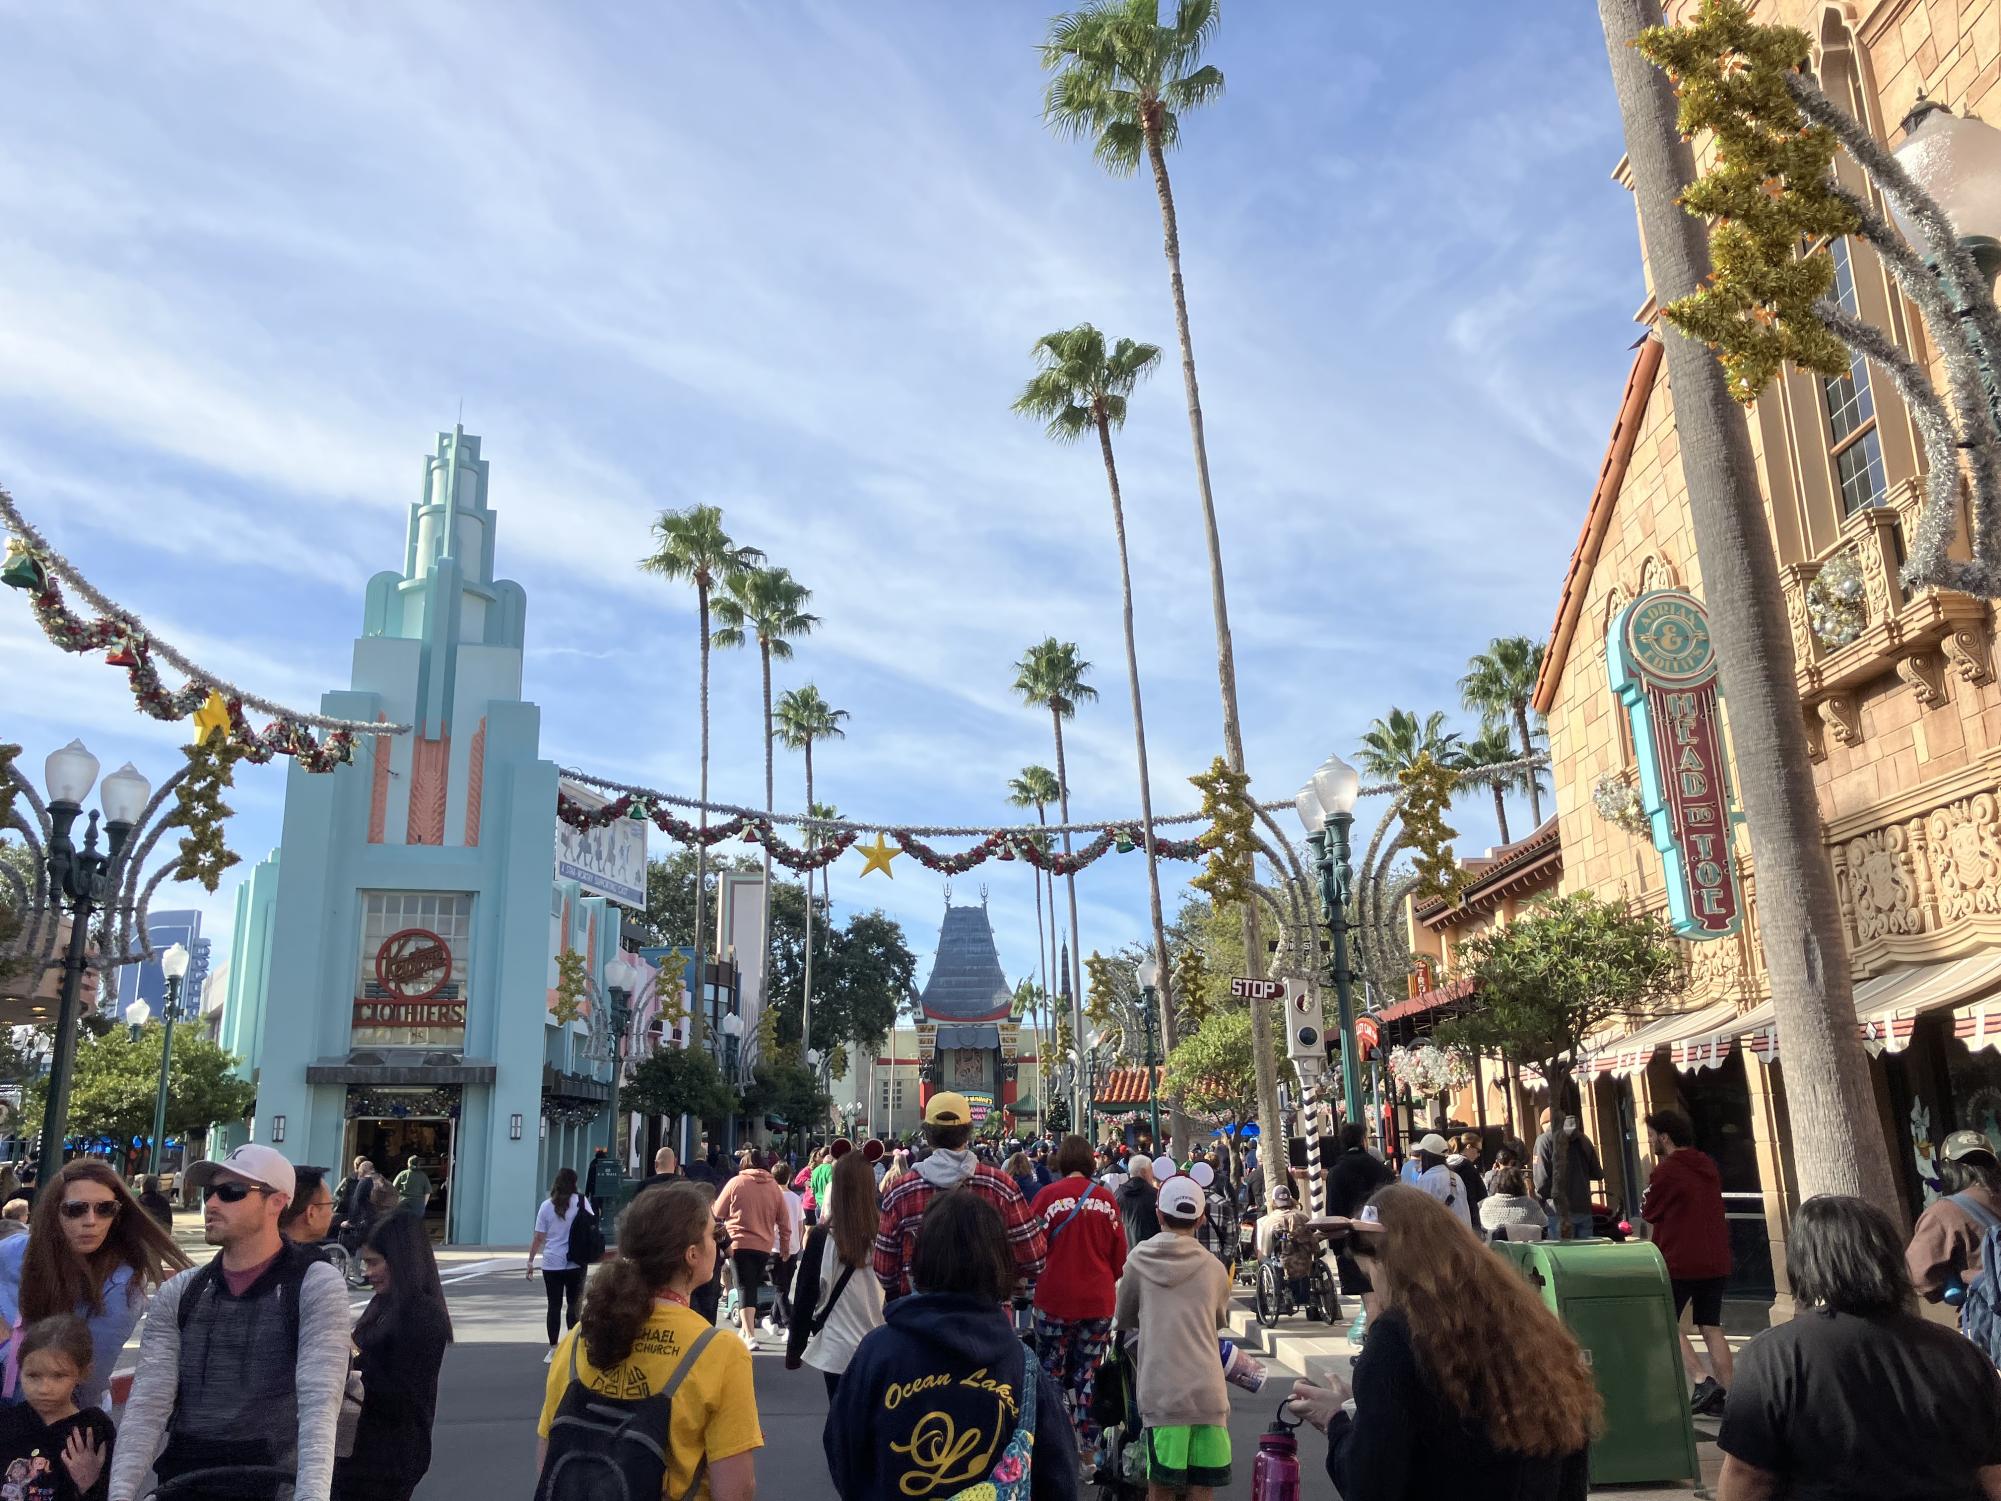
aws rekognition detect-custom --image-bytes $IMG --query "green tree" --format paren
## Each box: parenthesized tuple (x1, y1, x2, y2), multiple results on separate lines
(766, 908, 913, 1059)
(1040, 0, 1277, 1153)
(1164, 1005, 1295, 1136)
(638, 504, 765, 1051)
(741, 1058, 830, 1145)
(1012, 639, 1097, 1122)
(775, 683, 848, 1060)
(713, 564, 820, 1013)
(1450, 723, 1533, 847)
(1434, 893, 1683, 1236)
(1459, 636, 1548, 826)
(1600, 0, 1895, 1205)
(28, 1025, 256, 1144)
(1357, 708, 1462, 781)
(623, 1045, 737, 1127)
(1014, 323, 1185, 1142)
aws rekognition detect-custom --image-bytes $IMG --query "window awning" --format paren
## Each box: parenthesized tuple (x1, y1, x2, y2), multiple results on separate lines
(1577, 1002, 1738, 1081)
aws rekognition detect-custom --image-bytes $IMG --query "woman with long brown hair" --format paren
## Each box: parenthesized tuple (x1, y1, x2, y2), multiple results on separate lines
(1288, 1184, 1601, 1499)
(0, 1159, 189, 1409)
(784, 1150, 884, 1395)
(534, 1182, 760, 1501)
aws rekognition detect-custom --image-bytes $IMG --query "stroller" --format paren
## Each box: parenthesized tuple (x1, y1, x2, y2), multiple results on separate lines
(1086, 1333, 1149, 1500)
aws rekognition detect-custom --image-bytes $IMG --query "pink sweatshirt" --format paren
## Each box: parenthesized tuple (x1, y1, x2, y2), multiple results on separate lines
(714, 1167, 791, 1256)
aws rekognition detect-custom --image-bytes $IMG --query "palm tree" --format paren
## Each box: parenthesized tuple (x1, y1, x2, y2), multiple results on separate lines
(637, 505, 764, 1051)
(776, 685, 849, 1059)
(808, 800, 840, 908)
(1009, 765, 1063, 1092)
(1014, 322, 1185, 1141)
(713, 565, 820, 1026)
(1012, 640, 1097, 1124)
(1357, 708, 1463, 781)
(1598, 0, 1893, 1203)
(1460, 636, 1548, 825)
(1450, 724, 1529, 846)
(1043, 0, 1273, 1152)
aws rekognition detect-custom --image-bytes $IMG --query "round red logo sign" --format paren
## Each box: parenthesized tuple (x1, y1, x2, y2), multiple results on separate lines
(375, 928, 453, 1002)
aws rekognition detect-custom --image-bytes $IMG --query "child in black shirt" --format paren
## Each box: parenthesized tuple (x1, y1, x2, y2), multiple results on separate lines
(0, 1315, 114, 1501)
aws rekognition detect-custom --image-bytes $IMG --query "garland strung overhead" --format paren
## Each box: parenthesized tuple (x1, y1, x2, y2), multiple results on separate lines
(555, 788, 1201, 878)
(1, 486, 404, 772)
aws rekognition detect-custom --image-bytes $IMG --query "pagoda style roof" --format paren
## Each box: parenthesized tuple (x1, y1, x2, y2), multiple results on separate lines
(919, 903, 1013, 1023)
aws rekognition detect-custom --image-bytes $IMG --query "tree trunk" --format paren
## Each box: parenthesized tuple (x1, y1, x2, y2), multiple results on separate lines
(1030, 813, 1050, 1131)
(1513, 703, 1544, 826)
(759, 641, 775, 1055)
(1599, 0, 1894, 1205)
(1143, 113, 1278, 1163)
(1491, 783, 1512, 847)
(802, 738, 815, 1063)
(692, 584, 710, 1057)
(1097, 411, 1185, 1153)
(1052, 710, 1087, 1133)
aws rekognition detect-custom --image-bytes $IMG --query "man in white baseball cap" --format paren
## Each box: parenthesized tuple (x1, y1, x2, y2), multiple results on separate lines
(109, 1143, 352, 1501)
(1412, 1133, 1473, 1231)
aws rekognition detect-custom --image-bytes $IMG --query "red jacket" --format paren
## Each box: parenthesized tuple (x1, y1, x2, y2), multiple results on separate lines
(1640, 1147, 1731, 1281)
(1029, 1177, 1126, 1321)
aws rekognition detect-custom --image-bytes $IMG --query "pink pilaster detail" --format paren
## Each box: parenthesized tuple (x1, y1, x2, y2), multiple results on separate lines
(464, 717, 487, 846)
(406, 735, 450, 846)
(367, 717, 391, 844)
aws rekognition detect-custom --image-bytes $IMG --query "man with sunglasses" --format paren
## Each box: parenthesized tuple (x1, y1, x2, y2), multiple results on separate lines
(109, 1144, 353, 1501)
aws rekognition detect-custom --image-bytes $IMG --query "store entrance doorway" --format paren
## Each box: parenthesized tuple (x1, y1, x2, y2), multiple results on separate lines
(345, 1115, 454, 1242)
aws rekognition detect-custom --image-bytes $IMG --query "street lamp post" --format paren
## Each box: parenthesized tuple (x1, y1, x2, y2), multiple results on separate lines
(719, 1010, 745, 1160)
(603, 952, 646, 1172)
(147, 942, 189, 1178)
(35, 743, 152, 1188)
(1296, 754, 1364, 1128)
(1136, 956, 1163, 1150)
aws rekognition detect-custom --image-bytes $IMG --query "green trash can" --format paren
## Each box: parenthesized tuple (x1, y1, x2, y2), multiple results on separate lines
(1494, 1238, 1701, 1488)
(594, 1160, 628, 1248)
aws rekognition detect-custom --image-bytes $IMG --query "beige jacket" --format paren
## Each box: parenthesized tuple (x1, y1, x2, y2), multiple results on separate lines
(1114, 1229, 1232, 1427)
(714, 1167, 791, 1256)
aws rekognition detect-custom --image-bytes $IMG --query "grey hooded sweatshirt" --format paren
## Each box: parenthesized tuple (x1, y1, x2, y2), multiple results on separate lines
(1113, 1229, 1232, 1427)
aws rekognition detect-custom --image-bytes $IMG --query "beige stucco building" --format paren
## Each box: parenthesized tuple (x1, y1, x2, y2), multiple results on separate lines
(1515, 0, 2001, 1319)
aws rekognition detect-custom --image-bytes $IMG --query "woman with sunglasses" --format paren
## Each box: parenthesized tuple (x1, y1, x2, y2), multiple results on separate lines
(0, 1160, 189, 1409)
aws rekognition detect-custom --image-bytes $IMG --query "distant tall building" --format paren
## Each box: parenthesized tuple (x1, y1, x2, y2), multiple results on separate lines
(113, 911, 203, 1018)
(917, 889, 1022, 1126)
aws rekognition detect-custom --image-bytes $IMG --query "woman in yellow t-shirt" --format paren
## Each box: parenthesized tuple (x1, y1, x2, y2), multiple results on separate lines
(536, 1183, 761, 1500)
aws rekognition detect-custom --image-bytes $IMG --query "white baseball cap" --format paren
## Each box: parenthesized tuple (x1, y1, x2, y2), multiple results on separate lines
(1157, 1175, 1205, 1220)
(186, 1144, 296, 1201)
(1416, 1133, 1449, 1156)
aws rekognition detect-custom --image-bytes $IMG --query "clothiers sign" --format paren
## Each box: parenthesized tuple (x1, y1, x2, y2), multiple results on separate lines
(1607, 590, 1744, 941)
(356, 928, 466, 1028)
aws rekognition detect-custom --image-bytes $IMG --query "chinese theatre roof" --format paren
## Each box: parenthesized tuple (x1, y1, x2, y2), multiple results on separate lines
(919, 903, 1013, 1023)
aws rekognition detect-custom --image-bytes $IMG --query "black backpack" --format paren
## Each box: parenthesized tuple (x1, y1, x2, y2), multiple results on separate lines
(535, 1325, 721, 1501)
(570, 1202, 607, 1267)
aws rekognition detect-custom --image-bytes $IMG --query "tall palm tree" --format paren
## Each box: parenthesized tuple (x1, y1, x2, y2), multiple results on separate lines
(1459, 636, 1548, 824)
(713, 565, 820, 1031)
(808, 800, 840, 908)
(1357, 708, 1463, 781)
(1044, 0, 1272, 1152)
(1450, 724, 1528, 846)
(1012, 640, 1097, 1125)
(776, 685, 849, 1059)
(1009, 765, 1063, 1096)
(637, 505, 764, 1052)
(1014, 322, 1185, 1141)
(1598, 0, 1892, 1204)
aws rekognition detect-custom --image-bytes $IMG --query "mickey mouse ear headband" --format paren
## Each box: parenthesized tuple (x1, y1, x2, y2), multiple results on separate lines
(829, 1138, 854, 1160)
(861, 1139, 885, 1164)
(1152, 1156, 1215, 1189)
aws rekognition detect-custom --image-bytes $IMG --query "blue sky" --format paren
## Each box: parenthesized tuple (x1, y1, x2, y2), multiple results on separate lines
(0, 3, 1643, 1001)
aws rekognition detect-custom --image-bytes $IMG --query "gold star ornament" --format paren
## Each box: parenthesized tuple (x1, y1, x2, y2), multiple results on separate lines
(858, 833, 902, 878)
(191, 690, 233, 745)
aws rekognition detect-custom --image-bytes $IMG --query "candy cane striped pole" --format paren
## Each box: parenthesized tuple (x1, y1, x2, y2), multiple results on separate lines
(1300, 1071, 1325, 1217)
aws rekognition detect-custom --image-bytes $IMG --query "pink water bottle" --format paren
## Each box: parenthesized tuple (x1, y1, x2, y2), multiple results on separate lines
(1249, 1410, 1302, 1501)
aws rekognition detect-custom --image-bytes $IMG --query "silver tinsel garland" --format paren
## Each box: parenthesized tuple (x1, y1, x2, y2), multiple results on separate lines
(0, 485, 413, 735)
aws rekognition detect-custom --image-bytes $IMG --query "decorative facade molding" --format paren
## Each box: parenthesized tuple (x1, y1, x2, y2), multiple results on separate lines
(464, 717, 487, 848)
(406, 735, 450, 847)
(1943, 626, 1995, 688)
(1819, 694, 1862, 746)
(1896, 649, 1949, 709)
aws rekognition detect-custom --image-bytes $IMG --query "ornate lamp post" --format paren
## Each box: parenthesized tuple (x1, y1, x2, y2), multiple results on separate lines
(603, 952, 643, 1168)
(3, 741, 187, 1187)
(145, 942, 189, 1177)
(1296, 753, 1364, 1128)
(720, 1009, 744, 1159)
(1136, 955, 1163, 1150)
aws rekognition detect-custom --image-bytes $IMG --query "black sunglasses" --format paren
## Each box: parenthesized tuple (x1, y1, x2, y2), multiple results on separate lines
(59, 1201, 120, 1222)
(202, 1182, 273, 1204)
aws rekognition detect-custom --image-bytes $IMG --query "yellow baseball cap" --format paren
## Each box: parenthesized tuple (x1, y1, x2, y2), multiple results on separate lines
(924, 1092, 973, 1126)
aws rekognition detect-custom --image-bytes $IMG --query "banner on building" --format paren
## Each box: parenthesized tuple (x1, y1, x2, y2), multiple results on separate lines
(964, 1090, 995, 1125)
(1607, 590, 1745, 940)
(555, 778, 648, 908)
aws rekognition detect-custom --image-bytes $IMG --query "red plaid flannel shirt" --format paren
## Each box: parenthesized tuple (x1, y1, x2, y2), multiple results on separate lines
(872, 1162, 1048, 1298)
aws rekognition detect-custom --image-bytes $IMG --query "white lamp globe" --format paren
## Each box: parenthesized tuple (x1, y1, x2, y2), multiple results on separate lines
(160, 942, 190, 982)
(125, 998, 152, 1028)
(44, 740, 99, 806)
(1892, 100, 2001, 251)
(1137, 955, 1162, 990)
(99, 762, 152, 825)
(1311, 754, 1362, 819)
(721, 1010, 744, 1038)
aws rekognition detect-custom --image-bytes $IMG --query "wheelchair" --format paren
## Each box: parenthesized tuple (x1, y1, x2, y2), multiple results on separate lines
(1253, 1229, 1340, 1329)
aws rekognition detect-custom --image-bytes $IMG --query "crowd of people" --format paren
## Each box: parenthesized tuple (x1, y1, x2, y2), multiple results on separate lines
(5, 1093, 1998, 1501)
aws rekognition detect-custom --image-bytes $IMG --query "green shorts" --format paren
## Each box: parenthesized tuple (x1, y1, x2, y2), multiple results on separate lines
(1145, 1423, 1232, 1489)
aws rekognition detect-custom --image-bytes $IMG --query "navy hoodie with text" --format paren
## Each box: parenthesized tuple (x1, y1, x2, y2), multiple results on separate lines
(825, 1291, 1079, 1501)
